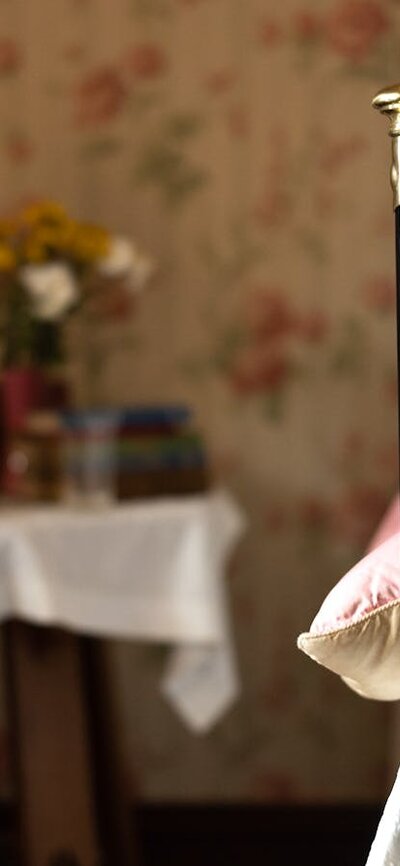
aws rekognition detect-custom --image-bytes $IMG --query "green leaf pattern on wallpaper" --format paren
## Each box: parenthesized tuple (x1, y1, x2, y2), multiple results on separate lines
(133, 112, 208, 205)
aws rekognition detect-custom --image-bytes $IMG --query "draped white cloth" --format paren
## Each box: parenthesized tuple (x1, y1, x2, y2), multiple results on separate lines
(0, 489, 245, 732)
(365, 766, 400, 866)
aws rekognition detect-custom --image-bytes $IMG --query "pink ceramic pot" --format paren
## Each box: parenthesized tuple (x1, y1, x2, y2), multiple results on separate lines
(1, 367, 47, 433)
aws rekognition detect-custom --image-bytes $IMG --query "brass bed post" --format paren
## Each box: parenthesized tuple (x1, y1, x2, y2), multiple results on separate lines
(373, 85, 400, 467)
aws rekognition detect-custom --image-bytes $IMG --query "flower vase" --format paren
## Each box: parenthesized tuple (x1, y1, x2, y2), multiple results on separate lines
(1, 367, 47, 433)
(0, 366, 71, 501)
(44, 371, 71, 413)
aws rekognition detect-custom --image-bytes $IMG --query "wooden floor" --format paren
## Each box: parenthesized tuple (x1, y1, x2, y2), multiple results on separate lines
(0, 802, 383, 866)
(138, 804, 382, 866)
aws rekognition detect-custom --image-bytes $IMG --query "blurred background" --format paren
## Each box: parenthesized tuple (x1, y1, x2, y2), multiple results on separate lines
(0, 1, 398, 865)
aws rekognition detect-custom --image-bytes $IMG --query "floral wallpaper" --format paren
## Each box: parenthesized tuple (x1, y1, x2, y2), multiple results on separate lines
(0, 0, 398, 803)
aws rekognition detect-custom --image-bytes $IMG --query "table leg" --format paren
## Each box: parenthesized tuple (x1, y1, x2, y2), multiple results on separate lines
(4, 624, 143, 866)
(4, 622, 101, 866)
(80, 639, 142, 866)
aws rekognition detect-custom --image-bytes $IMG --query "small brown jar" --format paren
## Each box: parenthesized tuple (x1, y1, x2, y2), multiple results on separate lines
(3, 412, 62, 503)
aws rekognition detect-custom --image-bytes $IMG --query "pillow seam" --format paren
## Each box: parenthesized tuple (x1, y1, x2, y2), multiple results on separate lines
(306, 597, 400, 639)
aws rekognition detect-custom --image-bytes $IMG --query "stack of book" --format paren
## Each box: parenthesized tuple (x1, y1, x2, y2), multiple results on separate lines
(116, 405, 209, 499)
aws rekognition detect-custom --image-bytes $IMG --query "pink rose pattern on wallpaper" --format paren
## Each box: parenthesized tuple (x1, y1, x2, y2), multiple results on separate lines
(193, 286, 331, 417)
(261, 1, 390, 64)
(326, 1, 388, 61)
(0, 0, 397, 803)
(74, 66, 128, 127)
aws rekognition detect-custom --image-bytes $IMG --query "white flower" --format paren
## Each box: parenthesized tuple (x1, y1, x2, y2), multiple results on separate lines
(97, 236, 154, 292)
(20, 262, 78, 321)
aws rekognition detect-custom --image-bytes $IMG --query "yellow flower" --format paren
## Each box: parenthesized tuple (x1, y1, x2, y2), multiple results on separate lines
(0, 200, 112, 269)
(21, 220, 76, 263)
(35, 222, 73, 250)
(0, 218, 18, 239)
(0, 242, 16, 271)
(22, 236, 47, 263)
(69, 223, 110, 263)
(20, 200, 69, 228)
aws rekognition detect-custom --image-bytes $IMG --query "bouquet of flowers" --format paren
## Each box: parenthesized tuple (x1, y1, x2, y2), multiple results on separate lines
(0, 200, 153, 401)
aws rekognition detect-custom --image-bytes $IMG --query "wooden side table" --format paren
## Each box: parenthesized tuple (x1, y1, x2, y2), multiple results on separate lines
(0, 492, 243, 866)
(5, 622, 141, 866)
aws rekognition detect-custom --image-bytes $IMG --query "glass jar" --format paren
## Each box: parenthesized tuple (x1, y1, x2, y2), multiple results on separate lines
(61, 409, 119, 507)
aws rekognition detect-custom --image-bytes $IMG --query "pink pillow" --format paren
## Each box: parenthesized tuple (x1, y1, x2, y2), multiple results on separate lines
(298, 528, 400, 700)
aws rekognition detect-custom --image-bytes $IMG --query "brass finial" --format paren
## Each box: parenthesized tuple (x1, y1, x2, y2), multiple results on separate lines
(373, 84, 400, 209)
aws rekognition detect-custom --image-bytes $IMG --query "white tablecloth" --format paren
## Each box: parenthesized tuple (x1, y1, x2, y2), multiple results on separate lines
(0, 489, 245, 732)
